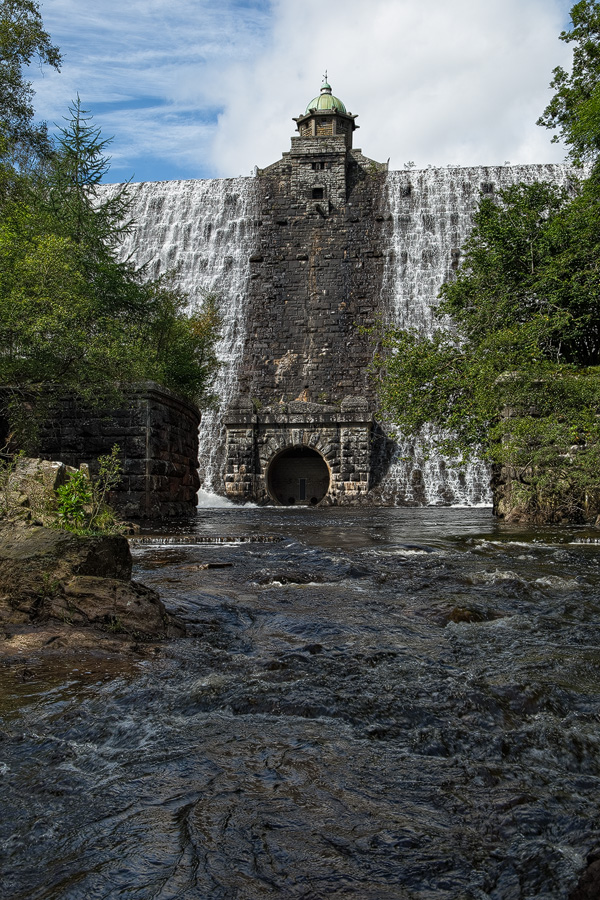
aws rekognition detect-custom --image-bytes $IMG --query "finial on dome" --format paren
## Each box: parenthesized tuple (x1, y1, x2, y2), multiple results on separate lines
(303, 76, 348, 115)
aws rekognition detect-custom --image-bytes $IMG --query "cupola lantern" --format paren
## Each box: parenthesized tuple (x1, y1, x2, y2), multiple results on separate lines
(293, 75, 358, 149)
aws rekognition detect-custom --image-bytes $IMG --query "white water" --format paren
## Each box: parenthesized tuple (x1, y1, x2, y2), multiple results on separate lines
(380, 164, 572, 505)
(107, 163, 571, 506)
(114, 178, 257, 491)
(197, 488, 256, 509)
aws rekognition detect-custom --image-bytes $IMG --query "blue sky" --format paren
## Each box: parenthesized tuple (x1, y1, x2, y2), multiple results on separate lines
(30, 0, 574, 184)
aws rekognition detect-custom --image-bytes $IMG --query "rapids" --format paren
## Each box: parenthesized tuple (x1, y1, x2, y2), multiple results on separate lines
(2, 507, 600, 899)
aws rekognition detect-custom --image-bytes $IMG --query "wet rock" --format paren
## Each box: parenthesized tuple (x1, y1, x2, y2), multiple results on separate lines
(347, 565, 370, 578)
(439, 605, 504, 626)
(0, 524, 131, 615)
(57, 576, 182, 638)
(255, 569, 328, 585)
(0, 524, 184, 643)
(447, 606, 486, 624)
(302, 643, 324, 655)
(569, 848, 600, 900)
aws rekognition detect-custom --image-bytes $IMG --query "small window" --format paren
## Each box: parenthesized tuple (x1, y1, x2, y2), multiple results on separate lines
(312, 187, 324, 200)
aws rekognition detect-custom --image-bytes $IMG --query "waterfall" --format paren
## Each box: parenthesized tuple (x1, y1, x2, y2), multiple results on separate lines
(112, 177, 256, 491)
(105, 162, 572, 507)
(380, 164, 572, 505)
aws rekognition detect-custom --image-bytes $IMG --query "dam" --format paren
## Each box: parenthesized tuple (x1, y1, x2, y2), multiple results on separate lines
(112, 79, 570, 507)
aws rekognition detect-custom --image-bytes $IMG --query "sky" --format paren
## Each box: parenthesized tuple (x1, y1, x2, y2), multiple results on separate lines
(29, 0, 575, 184)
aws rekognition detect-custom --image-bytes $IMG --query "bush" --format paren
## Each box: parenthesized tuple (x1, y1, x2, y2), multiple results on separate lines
(55, 445, 124, 535)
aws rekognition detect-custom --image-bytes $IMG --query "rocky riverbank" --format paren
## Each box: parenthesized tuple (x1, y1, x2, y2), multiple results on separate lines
(0, 523, 185, 660)
(0, 455, 185, 659)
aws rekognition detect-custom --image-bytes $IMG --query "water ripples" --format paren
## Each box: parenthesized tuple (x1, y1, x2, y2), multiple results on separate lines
(1, 508, 600, 898)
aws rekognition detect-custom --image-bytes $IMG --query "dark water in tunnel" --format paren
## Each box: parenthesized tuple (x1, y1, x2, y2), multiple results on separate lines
(2, 507, 600, 899)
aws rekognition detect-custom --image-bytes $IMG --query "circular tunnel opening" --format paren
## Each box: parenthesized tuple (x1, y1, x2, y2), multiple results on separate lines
(267, 446, 330, 506)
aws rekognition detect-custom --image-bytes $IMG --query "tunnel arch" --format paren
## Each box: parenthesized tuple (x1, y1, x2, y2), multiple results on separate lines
(266, 445, 330, 506)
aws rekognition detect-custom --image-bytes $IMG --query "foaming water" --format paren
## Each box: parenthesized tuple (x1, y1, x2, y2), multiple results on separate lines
(107, 178, 257, 492)
(380, 164, 572, 507)
(197, 489, 245, 508)
(2, 508, 599, 899)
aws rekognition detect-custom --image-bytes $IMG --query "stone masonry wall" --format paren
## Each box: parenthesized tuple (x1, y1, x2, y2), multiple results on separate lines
(241, 146, 391, 406)
(35, 382, 201, 519)
(224, 396, 372, 505)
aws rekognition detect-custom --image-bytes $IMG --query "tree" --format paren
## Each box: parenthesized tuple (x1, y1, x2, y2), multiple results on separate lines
(537, 0, 600, 163)
(374, 305, 600, 523)
(0, 0, 61, 172)
(0, 100, 221, 445)
(374, 49, 600, 521)
(45, 97, 131, 253)
(0, 8, 220, 448)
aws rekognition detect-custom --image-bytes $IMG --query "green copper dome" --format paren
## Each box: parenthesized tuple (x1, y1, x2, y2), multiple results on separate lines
(305, 80, 347, 115)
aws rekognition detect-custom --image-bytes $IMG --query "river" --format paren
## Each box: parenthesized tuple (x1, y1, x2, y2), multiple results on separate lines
(2, 507, 600, 899)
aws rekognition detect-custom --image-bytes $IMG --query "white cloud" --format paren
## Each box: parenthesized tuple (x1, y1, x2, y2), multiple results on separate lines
(214, 0, 574, 173)
(30, 0, 574, 181)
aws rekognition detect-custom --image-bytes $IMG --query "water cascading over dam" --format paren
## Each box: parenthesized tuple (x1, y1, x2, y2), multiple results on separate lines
(380, 163, 571, 505)
(114, 177, 258, 491)
(111, 83, 571, 507)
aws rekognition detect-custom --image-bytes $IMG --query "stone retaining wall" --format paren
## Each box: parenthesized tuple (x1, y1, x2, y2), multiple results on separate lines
(33, 382, 200, 518)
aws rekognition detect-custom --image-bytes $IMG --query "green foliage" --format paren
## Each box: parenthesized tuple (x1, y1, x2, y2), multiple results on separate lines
(0, 7, 221, 440)
(538, 0, 600, 163)
(55, 469, 91, 531)
(375, 326, 600, 521)
(439, 178, 600, 366)
(374, 172, 600, 520)
(44, 97, 133, 253)
(0, 0, 61, 174)
(0, 445, 125, 532)
(0, 98, 221, 442)
(55, 445, 124, 535)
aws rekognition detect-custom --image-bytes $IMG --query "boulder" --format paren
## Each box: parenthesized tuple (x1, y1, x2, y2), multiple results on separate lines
(0, 523, 183, 640)
(4, 457, 75, 523)
(57, 576, 181, 639)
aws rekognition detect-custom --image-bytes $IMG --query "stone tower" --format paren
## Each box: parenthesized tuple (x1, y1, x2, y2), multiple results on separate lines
(224, 79, 392, 506)
(290, 79, 358, 209)
(239, 77, 389, 403)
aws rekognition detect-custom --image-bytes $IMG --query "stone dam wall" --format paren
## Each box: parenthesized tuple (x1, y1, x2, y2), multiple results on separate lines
(106, 161, 571, 507)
